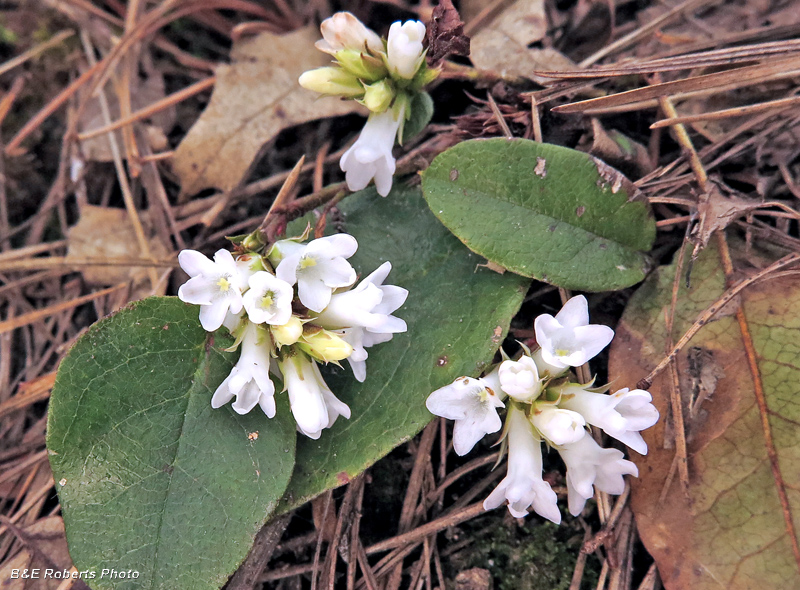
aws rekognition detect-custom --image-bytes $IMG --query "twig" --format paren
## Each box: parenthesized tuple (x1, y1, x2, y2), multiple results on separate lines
(651, 94, 800, 128)
(227, 513, 292, 590)
(0, 30, 74, 78)
(258, 156, 306, 244)
(77, 76, 216, 140)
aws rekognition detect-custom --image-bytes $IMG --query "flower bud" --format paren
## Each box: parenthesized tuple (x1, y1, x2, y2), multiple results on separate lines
(299, 326, 354, 362)
(529, 404, 586, 446)
(335, 49, 387, 81)
(299, 67, 364, 98)
(317, 12, 383, 55)
(239, 230, 265, 253)
(271, 315, 304, 347)
(386, 20, 427, 80)
(361, 79, 395, 113)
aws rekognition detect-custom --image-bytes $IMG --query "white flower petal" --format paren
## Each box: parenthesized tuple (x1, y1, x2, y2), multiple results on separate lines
(231, 381, 262, 414)
(530, 406, 586, 446)
(319, 256, 358, 288)
(275, 252, 302, 286)
(297, 279, 332, 313)
(483, 407, 560, 523)
(178, 276, 216, 305)
(210, 325, 276, 416)
(198, 301, 230, 332)
(211, 376, 235, 409)
(554, 294, 589, 329)
(178, 249, 216, 277)
(339, 109, 401, 196)
(309, 234, 359, 259)
(559, 435, 638, 516)
(259, 394, 277, 419)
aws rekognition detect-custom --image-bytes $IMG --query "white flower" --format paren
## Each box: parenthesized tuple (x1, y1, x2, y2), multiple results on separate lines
(533, 295, 614, 371)
(178, 249, 245, 331)
(530, 405, 586, 446)
(243, 271, 294, 326)
(211, 324, 276, 417)
(426, 373, 504, 456)
(275, 234, 358, 312)
(558, 386, 659, 455)
(498, 356, 542, 402)
(316, 12, 383, 55)
(314, 261, 406, 381)
(339, 326, 391, 382)
(316, 262, 407, 332)
(280, 354, 351, 439)
(483, 406, 561, 523)
(386, 20, 426, 80)
(558, 434, 638, 516)
(340, 108, 403, 197)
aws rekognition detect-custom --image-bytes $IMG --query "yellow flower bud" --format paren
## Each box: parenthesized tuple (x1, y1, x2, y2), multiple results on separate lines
(361, 79, 395, 113)
(298, 327, 353, 363)
(271, 316, 304, 347)
(299, 67, 364, 98)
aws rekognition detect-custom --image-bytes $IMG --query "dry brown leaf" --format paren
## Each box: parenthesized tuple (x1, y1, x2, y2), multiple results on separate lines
(610, 242, 800, 589)
(459, 0, 496, 24)
(690, 180, 761, 253)
(0, 517, 75, 589)
(173, 27, 361, 196)
(78, 55, 175, 162)
(426, 0, 470, 65)
(469, 1, 577, 85)
(66, 205, 170, 299)
(589, 118, 653, 178)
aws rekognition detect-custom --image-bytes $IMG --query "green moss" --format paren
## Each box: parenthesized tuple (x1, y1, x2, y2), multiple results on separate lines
(447, 513, 599, 590)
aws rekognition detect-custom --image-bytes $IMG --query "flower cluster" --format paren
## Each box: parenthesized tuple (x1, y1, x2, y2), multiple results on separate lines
(299, 12, 437, 197)
(426, 296, 658, 523)
(178, 231, 407, 439)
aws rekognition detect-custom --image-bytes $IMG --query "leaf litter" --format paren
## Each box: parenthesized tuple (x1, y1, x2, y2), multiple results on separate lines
(4, 0, 800, 589)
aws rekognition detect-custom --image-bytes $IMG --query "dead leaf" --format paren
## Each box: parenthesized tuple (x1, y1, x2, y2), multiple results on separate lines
(609, 240, 800, 590)
(173, 27, 361, 196)
(66, 205, 170, 299)
(469, 2, 577, 85)
(459, 0, 497, 24)
(78, 54, 175, 162)
(690, 179, 760, 254)
(0, 517, 77, 590)
(426, 0, 470, 65)
(588, 118, 653, 178)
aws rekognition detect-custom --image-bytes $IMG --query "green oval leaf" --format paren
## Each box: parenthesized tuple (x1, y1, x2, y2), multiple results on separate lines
(421, 138, 656, 291)
(278, 185, 529, 510)
(47, 298, 296, 590)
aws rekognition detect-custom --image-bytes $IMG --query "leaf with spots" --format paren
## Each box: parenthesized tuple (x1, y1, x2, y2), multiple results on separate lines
(278, 185, 529, 510)
(47, 298, 297, 590)
(609, 240, 800, 589)
(421, 138, 656, 291)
